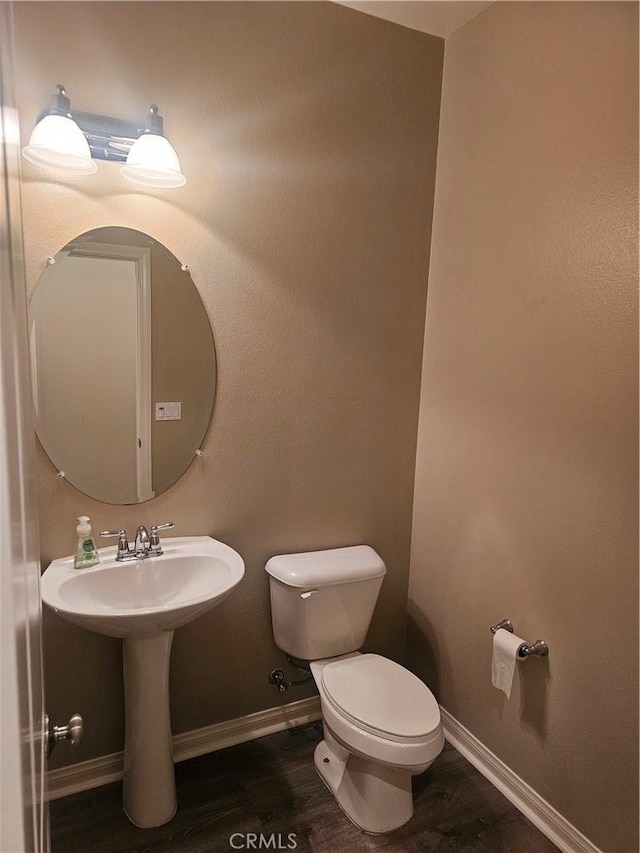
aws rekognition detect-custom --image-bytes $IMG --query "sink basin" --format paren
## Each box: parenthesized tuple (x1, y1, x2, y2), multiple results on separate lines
(40, 535, 244, 829)
(41, 535, 244, 638)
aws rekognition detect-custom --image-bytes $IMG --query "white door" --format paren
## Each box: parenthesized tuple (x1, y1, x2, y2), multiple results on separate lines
(0, 6, 48, 851)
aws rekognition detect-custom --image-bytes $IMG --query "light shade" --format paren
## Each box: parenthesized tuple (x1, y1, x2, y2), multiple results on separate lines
(22, 114, 97, 174)
(120, 133, 186, 188)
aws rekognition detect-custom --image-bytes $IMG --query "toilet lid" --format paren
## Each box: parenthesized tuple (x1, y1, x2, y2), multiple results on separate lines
(321, 654, 440, 739)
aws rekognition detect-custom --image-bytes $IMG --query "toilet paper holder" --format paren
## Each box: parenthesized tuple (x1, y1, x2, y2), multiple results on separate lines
(490, 619, 549, 658)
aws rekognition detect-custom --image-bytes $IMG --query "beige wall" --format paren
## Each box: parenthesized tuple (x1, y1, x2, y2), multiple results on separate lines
(14, 3, 443, 768)
(408, 3, 638, 851)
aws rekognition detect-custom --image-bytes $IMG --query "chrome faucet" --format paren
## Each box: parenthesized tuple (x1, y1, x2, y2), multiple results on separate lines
(134, 525, 150, 556)
(101, 522, 175, 561)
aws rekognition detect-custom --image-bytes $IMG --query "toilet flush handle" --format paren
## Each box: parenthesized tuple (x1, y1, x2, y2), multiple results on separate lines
(300, 589, 318, 599)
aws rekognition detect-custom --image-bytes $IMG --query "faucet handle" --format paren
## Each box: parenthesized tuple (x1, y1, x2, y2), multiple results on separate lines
(100, 529, 129, 558)
(150, 522, 175, 550)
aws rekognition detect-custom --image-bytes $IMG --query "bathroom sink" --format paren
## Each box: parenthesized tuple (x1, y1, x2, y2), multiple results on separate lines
(41, 535, 244, 638)
(40, 534, 244, 829)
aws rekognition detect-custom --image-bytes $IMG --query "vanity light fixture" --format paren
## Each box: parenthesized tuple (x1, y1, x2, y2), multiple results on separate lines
(22, 85, 186, 188)
(120, 105, 186, 188)
(22, 85, 96, 174)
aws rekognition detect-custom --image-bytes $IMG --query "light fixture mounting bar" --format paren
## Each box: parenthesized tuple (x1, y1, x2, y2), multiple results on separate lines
(71, 110, 142, 163)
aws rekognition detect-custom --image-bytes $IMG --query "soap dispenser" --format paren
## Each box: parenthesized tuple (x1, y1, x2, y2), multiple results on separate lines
(74, 516, 100, 569)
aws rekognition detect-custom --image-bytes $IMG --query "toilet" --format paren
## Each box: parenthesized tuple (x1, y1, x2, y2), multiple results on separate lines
(265, 545, 443, 834)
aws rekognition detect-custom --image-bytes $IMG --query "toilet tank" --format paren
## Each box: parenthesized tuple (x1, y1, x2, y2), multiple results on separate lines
(265, 545, 386, 661)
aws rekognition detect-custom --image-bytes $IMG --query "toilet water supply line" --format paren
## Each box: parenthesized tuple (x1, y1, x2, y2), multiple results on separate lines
(269, 656, 313, 692)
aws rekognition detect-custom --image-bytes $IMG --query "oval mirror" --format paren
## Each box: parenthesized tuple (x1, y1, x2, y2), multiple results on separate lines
(29, 226, 216, 504)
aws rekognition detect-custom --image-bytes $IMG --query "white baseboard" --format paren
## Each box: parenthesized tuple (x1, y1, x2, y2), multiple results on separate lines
(440, 707, 602, 853)
(46, 695, 322, 801)
(47, 695, 602, 853)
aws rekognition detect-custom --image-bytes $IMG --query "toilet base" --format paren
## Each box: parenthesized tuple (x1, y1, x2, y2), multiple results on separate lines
(314, 735, 414, 834)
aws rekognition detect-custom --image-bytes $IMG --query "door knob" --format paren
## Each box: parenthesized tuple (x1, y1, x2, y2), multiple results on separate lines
(46, 713, 83, 757)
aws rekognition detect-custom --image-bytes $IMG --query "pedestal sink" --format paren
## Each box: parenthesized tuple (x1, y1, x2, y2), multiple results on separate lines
(41, 535, 244, 828)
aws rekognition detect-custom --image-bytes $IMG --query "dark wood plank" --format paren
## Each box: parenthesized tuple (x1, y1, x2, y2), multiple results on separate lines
(50, 722, 560, 853)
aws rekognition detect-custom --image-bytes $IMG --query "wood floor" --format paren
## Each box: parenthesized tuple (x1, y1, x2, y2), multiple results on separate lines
(49, 722, 560, 853)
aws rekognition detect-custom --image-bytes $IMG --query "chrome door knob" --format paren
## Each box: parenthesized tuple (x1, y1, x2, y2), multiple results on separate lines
(46, 713, 83, 757)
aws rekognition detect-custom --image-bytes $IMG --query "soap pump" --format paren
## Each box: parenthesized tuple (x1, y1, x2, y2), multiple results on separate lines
(74, 516, 99, 569)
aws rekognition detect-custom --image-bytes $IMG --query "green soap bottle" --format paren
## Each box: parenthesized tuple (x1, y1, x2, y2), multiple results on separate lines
(74, 515, 100, 569)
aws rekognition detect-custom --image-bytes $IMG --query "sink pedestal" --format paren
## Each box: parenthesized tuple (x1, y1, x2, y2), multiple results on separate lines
(122, 631, 176, 827)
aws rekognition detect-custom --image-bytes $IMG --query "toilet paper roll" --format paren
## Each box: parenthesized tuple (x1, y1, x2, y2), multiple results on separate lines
(491, 629, 525, 698)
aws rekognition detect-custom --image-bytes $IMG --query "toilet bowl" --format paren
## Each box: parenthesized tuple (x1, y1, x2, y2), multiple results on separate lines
(310, 653, 443, 833)
(265, 545, 444, 833)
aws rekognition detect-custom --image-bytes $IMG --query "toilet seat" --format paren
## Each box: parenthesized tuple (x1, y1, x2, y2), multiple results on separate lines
(321, 654, 440, 744)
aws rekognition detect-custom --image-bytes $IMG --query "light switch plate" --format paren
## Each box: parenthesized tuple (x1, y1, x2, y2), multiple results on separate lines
(155, 402, 182, 421)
